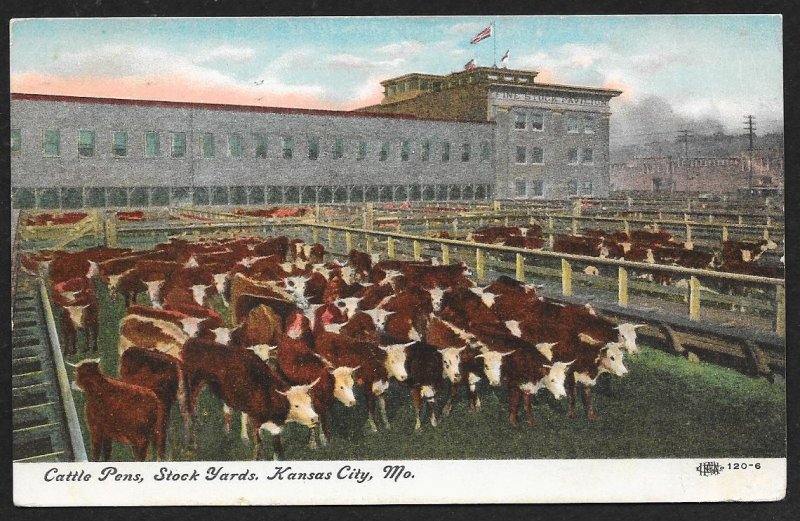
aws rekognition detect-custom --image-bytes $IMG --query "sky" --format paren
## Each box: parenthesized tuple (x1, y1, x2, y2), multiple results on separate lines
(10, 16, 784, 139)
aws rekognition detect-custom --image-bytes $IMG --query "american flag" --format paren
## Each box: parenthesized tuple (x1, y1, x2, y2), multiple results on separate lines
(470, 24, 493, 44)
(464, 58, 476, 70)
(501, 49, 510, 66)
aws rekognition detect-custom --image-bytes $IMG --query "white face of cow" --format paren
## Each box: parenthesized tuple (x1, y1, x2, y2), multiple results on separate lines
(440, 347, 465, 383)
(190, 284, 210, 306)
(145, 280, 164, 308)
(334, 297, 363, 320)
(86, 261, 100, 279)
(180, 316, 205, 338)
(469, 287, 496, 308)
(646, 249, 655, 264)
(212, 327, 232, 345)
(184, 256, 199, 268)
(380, 343, 411, 382)
(599, 344, 628, 377)
(330, 367, 358, 407)
(370, 253, 381, 264)
(281, 382, 320, 427)
(284, 276, 309, 300)
(364, 308, 395, 332)
(541, 361, 574, 399)
(427, 287, 449, 313)
(741, 249, 753, 263)
(615, 323, 644, 354)
(247, 344, 277, 362)
(380, 269, 403, 288)
(340, 266, 357, 285)
(212, 273, 229, 297)
(476, 350, 514, 386)
(312, 264, 332, 281)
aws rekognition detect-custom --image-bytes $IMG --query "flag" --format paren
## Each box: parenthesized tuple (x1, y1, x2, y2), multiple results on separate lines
(501, 49, 510, 67)
(464, 58, 476, 70)
(470, 24, 493, 44)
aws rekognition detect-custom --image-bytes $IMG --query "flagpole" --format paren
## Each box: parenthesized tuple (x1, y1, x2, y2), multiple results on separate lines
(492, 21, 497, 68)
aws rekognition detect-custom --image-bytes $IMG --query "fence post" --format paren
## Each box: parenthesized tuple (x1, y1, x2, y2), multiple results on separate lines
(721, 226, 728, 243)
(312, 227, 320, 245)
(776, 284, 786, 337)
(571, 218, 578, 235)
(453, 219, 459, 235)
(413, 239, 422, 261)
(684, 213, 689, 222)
(658, 211, 663, 220)
(548, 233, 555, 250)
(327, 229, 335, 251)
(708, 214, 714, 223)
(515, 253, 525, 282)
(561, 259, 572, 297)
(441, 243, 450, 265)
(105, 215, 117, 247)
(738, 215, 744, 225)
(766, 215, 772, 226)
(763, 228, 770, 240)
(365, 234, 372, 254)
(387, 237, 395, 259)
(345, 231, 353, 253)
(685, 224, 692, 243)
(689, 275, 701, 321)
(475, 247, 485, 281)
(548, 216, 554, 233)
(623, 219, 630, 235)
(504, 216, 510, 226)
(618, 266, 629, 307)
(424, 219, 430, 234)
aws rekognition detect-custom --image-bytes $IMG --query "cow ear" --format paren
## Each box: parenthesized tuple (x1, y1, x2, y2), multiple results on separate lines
(578, 332, 602, 346)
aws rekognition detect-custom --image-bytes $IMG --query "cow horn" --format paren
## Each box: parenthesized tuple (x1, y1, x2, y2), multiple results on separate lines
(276, 390, 288, 396)
(634, 324, 646, 329)
(475, 353, 484, 359)
(65, 361, 78, 368)
(542, 364, 552, 369)
(578, 332, 602, 346)
(94, 358, 101, 364)
(307, 377, 321, 389)
(565, 359, 576, 366)
(457, 346, 467, 353)
(501, 350, 516, 357)
(351, 365, 361, 372)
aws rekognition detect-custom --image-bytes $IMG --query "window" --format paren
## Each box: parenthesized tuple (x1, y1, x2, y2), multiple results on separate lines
(461, 143, 471, 162)
(530, 180, 543, 196)
(422, 140, 431, 162)
(530, 112, 544, 131)
(480, 141, 490, 161)
(514, 113, 526, 130)
(357, 140, 367, 161)
(229, 133, 243, 158)
(567, 116, 579, 133)
(583, 148, 594, 164)
(333, 139, 344, 159)
(112, 131, 128, 157)
(582, 181, 593, 195)
(78, 130, 96, 158)
(43, 129, 60, 157)
(11, 129, 21, 154)
(254, 134, 268, 158)
(652, 178, 663, 191)
(171, 132, 186, 158)
(201, 133, 214, 158)
(515, 146, 526, 164)
(584, 116, 595, 134)
(282, 136, 294, 159)
(568, 179, 578, 196)
(530, 147, 543, 164)
(441, 142, 450, 162)
(379, 141, 390, 161)
(401, 140, 410, 161)
(308, 137, 319, 160)
(568, 148, 579, 164)
(145, 131, 160, 158)
(421, 79, 429, 90)
(514, 178, 526, 197)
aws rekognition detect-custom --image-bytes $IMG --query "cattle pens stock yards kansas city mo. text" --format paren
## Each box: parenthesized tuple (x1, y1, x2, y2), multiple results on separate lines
(11, 203, 785, 464)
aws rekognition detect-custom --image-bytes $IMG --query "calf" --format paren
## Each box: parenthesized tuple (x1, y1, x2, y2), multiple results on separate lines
(181, 338, 319, 460)
(53, 278, 99, 354)
(69, 359, 164, 461)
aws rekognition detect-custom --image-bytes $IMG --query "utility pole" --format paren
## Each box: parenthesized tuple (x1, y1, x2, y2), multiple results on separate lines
(677, 129, 692, 159)
(744, 115, 756, 192)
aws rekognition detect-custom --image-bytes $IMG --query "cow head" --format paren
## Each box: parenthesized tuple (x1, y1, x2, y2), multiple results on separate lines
(380, 343, 412, 382)
(180, 316, 206, 338)
(440, 347, 466, 383)
(339, 266, 357, 285)
(145, 280, 165, 308)
(614, 323, 645, 354)
(212, 327, 233, 345)
(312, 264, 333, 281)
(184, 256, 199, 268)
(505, 320, 522, 338)
(460, 262, 473, 278)
(541, 360, 574, 399)
(469, 286, 496, 308)
(190, 284, 211, 307)
(370, 253, 381, 265)
(66, 358, 102, 392)
(380, 269, 404, 288)
(645, 249, 655, 264)
(598, 343, 628, 376)
(330, 366, 359, 407)
(475, 350, 515, 386)
(212, 273, 229, 301)
(427, 287, 450, 313)
(284, 276, 310, 299)
(286, 312, 308, 339)
(334, 297, 363, 320)
(279, 380, 320, 427)
(741, 249, 754, 263)
(364, 308, 395, 332)
(86, 261, 100, 280)
(535, 342, 558, 362)
(763, 239, 778, 251)
(247, 344, 278, 362)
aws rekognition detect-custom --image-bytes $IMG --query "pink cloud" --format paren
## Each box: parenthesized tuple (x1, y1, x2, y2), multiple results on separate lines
(11, 72, 339, 110)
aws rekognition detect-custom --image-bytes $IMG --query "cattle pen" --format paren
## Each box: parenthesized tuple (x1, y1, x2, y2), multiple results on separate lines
(11, 204, 786, 462)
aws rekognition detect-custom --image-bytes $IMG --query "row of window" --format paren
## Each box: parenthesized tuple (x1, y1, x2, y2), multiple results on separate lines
(514, 146, 594, 165)
(513, 179, 593, 197)
(513, 112, 596, 134)
(10, 128, 492, 163)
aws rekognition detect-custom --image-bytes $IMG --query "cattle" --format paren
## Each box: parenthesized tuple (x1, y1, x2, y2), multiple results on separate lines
(466, 225, 543, 244)
(69, 359, 164, 461)
(119, 347, 188, 453)
(230, 304, 283, 348)
(181, 338, 319, 460)
(722, 239, 778, 264)
(553, 235, 604, 257)
(53, 278, 99, 354)
(161, 267, 217, 308)
(276, 313, 358, 447)
(118, 313, 190, 359)
(403, 341, 445, 431)
(230, 272, 302, 327)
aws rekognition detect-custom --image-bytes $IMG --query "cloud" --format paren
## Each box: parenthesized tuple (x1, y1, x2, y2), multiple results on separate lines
(448, 22, 482, 35)
(375, 40, 424, 57)
(326, 53, 405, 71)
(194, 45, 256, 64)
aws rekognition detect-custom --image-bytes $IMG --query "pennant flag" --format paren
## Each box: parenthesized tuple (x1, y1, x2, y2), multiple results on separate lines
(464, 58, 476, 70)
(501, 49, 510, 67)
(470, 24, 493, 44)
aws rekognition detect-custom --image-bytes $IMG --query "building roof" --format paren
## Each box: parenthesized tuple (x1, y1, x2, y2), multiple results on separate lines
(10, 93, 495, 125)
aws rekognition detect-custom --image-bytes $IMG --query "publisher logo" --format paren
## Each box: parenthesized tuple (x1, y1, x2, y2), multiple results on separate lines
(696, 461, 724, 477)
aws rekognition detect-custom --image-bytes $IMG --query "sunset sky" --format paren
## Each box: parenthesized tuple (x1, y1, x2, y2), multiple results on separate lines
(10, 16, 784, 135)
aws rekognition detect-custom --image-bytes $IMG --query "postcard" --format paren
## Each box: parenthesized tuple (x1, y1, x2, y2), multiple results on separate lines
(10, 15, 785, 506)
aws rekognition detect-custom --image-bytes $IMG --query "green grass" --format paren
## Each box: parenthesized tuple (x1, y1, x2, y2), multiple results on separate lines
(62, 280, 786, 461)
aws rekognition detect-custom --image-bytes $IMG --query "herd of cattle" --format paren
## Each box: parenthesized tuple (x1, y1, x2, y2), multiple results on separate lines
(466, 225, 783, 282)
(20, 233, 645, 462)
